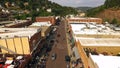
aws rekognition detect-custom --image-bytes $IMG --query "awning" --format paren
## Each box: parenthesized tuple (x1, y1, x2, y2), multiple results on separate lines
(72, 46, 80, 59)
(5, 60, 13, 64)
(16, 56, 23, 60)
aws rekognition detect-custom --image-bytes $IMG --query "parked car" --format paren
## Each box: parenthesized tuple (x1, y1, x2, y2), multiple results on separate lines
(65, 55, 71, 62)
(51, 53, 57, 60)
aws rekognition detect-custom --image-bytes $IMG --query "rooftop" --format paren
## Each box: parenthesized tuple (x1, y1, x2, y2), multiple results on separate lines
(30, 22, 51, 27)
(0, 20, 27, 25)
(76, 38, 120, 46)
(0, 28, 41, 39)
(90, 54, 120, 68)
(70, 23, 120, 35)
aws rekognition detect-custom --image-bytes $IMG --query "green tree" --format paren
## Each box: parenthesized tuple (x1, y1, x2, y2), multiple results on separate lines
(111, 18, 118, 24)
(104, 0, 120, 8)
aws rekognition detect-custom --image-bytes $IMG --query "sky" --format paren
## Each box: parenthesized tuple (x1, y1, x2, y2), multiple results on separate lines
(49, 0, 105, 7)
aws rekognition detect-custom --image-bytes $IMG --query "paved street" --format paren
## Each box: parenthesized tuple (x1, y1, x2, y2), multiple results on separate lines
(46, 19, 69, 68)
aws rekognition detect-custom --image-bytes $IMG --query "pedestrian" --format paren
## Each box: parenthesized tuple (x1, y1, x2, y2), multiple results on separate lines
(67, 64, 70, 68)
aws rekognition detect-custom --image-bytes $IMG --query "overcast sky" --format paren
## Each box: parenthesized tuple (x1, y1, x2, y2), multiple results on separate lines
(49, 0, 105, 7)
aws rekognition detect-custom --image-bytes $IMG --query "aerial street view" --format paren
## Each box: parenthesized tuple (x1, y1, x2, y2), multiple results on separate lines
(0, 0, 120, 68)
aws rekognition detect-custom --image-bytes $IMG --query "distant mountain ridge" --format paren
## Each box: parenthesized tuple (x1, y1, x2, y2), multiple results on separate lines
(76, 7, 92, 12)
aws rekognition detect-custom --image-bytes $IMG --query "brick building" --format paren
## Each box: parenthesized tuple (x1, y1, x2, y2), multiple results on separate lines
(0, 28, 42, 68)
(35, 16, 55, 24)
(0, 28, 41, 55)
(67, 17, 103, 24)
(4, 20, 32, 28)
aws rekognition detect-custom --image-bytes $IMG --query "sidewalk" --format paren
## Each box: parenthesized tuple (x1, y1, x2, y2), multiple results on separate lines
(65, 21, 77, 68)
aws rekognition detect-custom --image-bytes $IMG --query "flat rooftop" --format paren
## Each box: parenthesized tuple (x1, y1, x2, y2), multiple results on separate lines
(0, 21, 13, 25)
(30, 22, 51, 27)
(90, 54, 120, 68)
(0, 20, 27, 24)
(76, 38, 120, 46)
(29, 22, 51, 33)
(70, 23, 120, 35)
(0, 28, 40, 39)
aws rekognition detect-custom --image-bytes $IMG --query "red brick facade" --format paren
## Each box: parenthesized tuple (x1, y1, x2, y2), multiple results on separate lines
(67, 18, 103, 24)
(35, 16, 55, 24)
